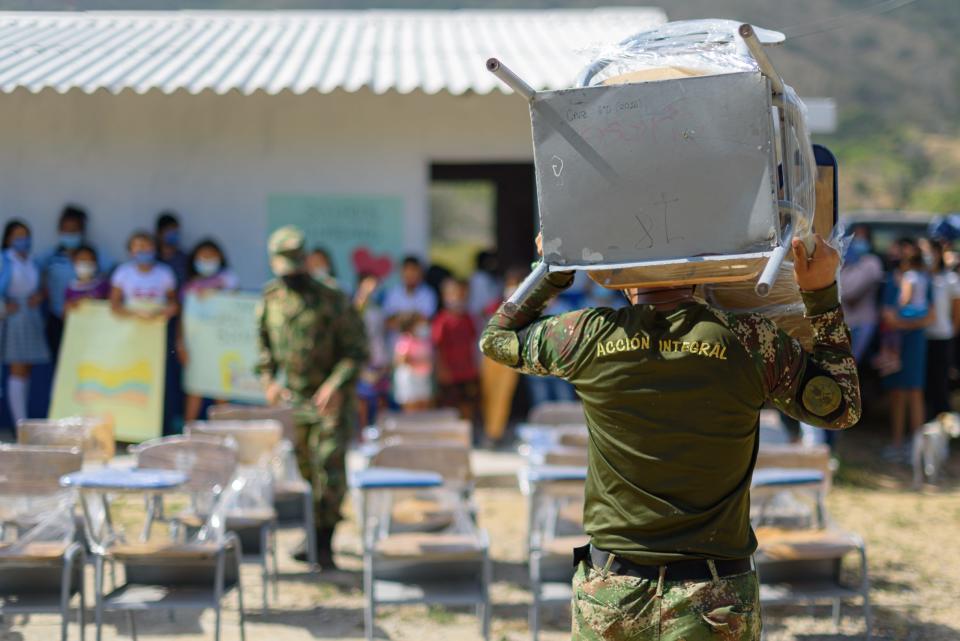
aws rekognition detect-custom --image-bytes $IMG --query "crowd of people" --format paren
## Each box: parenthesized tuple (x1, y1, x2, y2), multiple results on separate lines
(839, 224, 960, 462)
(0, 204, 628, 444)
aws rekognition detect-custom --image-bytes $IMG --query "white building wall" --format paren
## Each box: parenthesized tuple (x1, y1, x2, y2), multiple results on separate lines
(0, 88, 533, 288)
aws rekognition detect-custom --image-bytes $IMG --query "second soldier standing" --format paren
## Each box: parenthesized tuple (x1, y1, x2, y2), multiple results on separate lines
(256, 225, 368, 569)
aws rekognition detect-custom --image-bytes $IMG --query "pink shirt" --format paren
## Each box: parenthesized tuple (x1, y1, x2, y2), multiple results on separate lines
(394, 334, 432, 376)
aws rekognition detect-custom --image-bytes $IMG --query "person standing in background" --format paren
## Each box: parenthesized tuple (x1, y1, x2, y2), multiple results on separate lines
(432, 278, 480, 426)
(353, 271, 390, 430)
(392, 312, 434, 412)
(468, 250, 501, 322)
(178, 239, 240, 422)
(256, 226, 368, 568)
(110, 231, 179, 319)
(838, 225, 884, 362)
(924, 241, 960, 417)
(1, 220, 50, 426)
(307, 246, 339, 291)
(156, 211, 188, 288)
(881, 243, 935, 462)
(383, 256, 438, 321)
(64, 245, 110, 311)
(41, 205, 92, 356)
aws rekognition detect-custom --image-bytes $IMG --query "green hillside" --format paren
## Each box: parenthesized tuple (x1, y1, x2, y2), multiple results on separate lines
(2, 0, 959, 211)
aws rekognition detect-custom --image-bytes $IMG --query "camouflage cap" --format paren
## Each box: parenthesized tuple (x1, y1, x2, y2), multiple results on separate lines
(268, 225, 306, 276)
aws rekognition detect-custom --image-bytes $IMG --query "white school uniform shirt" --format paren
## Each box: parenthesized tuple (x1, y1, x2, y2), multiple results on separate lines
(927, 271, 960, 340)
(111, 262, 177, 313)
(4, 250, 40, 299)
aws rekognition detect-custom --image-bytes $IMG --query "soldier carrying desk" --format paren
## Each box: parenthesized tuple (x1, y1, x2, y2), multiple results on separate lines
(480, 234, 860, 640)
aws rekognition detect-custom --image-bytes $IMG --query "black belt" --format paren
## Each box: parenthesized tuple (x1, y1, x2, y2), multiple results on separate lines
(574, 545, 752, 582)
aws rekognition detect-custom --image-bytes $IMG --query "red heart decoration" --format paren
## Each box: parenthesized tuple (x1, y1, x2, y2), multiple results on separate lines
(352, 247, 393, 279)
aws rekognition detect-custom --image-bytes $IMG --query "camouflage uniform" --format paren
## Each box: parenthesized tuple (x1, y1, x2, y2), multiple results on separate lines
(479, 271, 860, 640)
(256, 227, 368, 535)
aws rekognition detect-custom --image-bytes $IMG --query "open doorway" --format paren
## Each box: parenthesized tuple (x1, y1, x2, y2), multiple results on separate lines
(429, 163, 537, 277)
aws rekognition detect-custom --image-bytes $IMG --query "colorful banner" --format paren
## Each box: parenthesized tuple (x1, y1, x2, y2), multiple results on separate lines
(267, 194, 404, 289)
(49, 301, 166, 443)
(182, 291, 265, 404)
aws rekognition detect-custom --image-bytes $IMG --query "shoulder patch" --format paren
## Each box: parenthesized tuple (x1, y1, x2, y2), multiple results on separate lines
(802, 375, 843, 416)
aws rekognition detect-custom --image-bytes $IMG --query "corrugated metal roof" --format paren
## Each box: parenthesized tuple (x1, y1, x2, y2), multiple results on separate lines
(0, 9, 666, 96)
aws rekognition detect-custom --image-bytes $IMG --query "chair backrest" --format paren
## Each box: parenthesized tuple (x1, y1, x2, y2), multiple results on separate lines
(380, 419, 472, 447)
(17, 417, 116, 463)
(527, 401, 585, 426)
(207, 403, 296, 443)
(378, 408, 460, 429)
(370, 443, 473, 486)
(0, 445, 82, 495)
(186, 420, 283, 466)
(133, 435, 238, 494)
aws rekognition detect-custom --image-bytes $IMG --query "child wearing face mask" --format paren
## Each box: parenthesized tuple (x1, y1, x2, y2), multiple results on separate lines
(1, 219, 50, 426)
(178, 239, 239, 421)
(64, 245, 110, 310)
(392, 312, 433, 411)
(432, 278, 480, 425)
(110, 231, 179, 320)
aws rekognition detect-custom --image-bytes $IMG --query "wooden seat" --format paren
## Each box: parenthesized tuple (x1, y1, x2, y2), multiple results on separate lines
(273, 478, 310, 498)
(109, 542, 221, 561)
(391, 497, 456, 531)
(756, 527, 861, 561)
(375, 533, 485, 561)
(0, 541, 70, 562)
(528, 402, 585, 426)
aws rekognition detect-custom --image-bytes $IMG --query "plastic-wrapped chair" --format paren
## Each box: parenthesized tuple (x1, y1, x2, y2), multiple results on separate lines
(17, 417, 115, 464)
(80, 437, 246, 641)
(367, 443, 474, 535)
(523, 466, 588, 641)
(0, 445, 84, 641)
(527, 402, 585, 426)
(354, 467, 491, 641)
(138, 431, 277, 609)
(207, 404, 296, 443)
(376, 408, 460, 429)
(375, 419, 472, 448)
(751, 445, 870, 637)
(203, 411, 318, 569)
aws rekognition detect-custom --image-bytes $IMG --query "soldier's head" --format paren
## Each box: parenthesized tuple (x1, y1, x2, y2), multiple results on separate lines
(268, 225, 307, 277)
(622, 286, 696, 307)
(401, 255, 424, 290)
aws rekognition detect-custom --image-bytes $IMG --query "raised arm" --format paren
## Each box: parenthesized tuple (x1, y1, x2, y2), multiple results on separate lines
(479, 267, 594, 378)
(734, 236, 861, 429)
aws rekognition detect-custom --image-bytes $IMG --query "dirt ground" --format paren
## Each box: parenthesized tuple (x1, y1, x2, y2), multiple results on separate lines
(3, 427, 959, 641)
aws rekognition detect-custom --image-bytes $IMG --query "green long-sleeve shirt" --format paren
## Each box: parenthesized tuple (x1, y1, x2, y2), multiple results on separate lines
(480, 272, 860, 564)
(256, 274, 368, 405)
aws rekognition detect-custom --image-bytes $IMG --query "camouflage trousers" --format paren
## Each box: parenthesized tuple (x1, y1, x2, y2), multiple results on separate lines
(293, 401, 354, 529)
(572, 560, 761, 640)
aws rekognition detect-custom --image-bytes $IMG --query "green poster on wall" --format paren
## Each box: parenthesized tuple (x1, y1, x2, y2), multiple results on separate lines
(267, 194, 404, 289)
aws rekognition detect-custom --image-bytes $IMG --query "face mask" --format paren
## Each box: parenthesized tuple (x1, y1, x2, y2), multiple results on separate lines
(414, 325, 430, 339)
(133, 250, 155, 266)
(310, 268, 329, 282)
(74, 261, 97, 281)
(194, 258, 221, 277)
(59, 232, 82, 250)
(162, 230, 180, 247)
(11, 236, 31, 254)
(446, 300, 466, 313)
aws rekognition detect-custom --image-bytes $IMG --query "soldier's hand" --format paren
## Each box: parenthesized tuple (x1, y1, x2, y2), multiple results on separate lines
(313, 384, 342, 415)
(535, 232, 543, 258)
(792, 234, 839, 292)
(265, 381, 289, 406)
